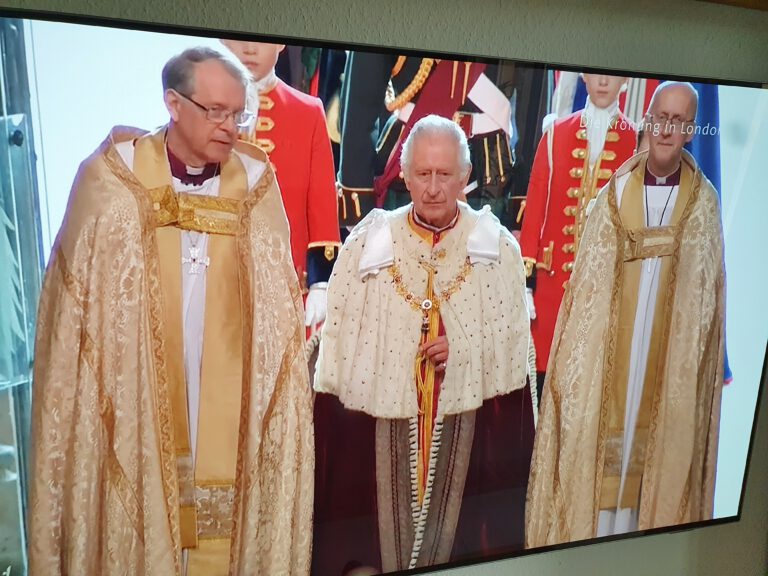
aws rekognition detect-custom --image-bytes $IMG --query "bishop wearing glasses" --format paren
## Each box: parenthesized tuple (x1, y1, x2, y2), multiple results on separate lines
(526, 82, 725, 546)
(28, 47, 314, 575)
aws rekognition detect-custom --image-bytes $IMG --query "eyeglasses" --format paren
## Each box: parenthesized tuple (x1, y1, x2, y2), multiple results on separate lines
(645, 113, 695, 133)
(175, 90, 254, 127)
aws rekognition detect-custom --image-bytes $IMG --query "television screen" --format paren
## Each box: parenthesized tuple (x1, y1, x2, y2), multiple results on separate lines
(0, 10, 765, 576)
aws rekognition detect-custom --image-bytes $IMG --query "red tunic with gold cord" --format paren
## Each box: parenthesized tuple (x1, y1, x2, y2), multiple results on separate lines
(520, 111, 636, 372)
(240, 78, 341, 291)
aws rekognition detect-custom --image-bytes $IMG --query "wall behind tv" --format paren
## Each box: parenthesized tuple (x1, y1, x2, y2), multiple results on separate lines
(1, 0, 768, 83)
(1, 0, 766, 574)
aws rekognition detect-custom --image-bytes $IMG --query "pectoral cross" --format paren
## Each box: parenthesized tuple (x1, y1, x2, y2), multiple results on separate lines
(182, 245, 210, 274)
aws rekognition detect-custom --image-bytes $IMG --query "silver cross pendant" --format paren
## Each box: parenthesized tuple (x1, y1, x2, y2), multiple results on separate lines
(182, 245, 210, 274)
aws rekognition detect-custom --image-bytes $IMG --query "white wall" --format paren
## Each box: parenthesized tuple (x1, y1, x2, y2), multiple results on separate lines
(715, 85, 768, 517)
(26, 20, 223, 256)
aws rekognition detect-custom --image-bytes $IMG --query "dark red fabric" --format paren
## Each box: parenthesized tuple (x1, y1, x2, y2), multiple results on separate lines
(373, 60, 486, 207)
(644, 165, 681, 185)
(311, 385, 535, 574)
(166, 145, 218, 185)
(450, 386, 535, 561)
(312, 393, 380, 576)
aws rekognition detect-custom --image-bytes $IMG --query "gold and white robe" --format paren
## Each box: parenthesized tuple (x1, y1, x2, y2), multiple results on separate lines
(28, 126, 314, 575)
(526, 150, 725, 547)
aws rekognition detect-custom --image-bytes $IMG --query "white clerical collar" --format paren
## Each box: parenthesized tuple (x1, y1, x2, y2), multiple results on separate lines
(583, 96, 620, 165)
(411, 205, 460, 233)
(646, 163, 682, 185)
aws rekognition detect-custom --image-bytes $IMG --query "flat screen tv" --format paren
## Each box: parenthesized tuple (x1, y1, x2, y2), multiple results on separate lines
(0, 7, 765, 576)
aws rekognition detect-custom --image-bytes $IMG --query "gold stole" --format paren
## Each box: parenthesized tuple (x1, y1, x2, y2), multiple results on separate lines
(415, 258, 440, 506)
(599, 158, 692, 510)
(132, 130, 246, 572)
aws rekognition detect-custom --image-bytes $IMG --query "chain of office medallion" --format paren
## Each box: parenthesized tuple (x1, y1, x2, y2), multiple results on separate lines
(388, 257, 472, 312)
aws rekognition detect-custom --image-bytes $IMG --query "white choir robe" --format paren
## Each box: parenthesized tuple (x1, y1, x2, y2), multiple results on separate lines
(597, 171, 680, 537)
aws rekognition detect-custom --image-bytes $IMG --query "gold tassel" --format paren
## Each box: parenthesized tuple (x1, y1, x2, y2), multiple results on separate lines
(451, 61, 458, 100)
(496, 132, 505, 183)
(484, 137, 491, 185)
(339, 188, 347, 221)
(462, 62, 471, 105)
(414, 263, 439, 506)
(517, 199, 527, 224)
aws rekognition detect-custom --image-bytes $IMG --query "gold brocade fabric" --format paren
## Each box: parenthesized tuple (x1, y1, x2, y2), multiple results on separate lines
(28, 126, 314, 575)
(525, 150, 725, 547)
(598, 156, 692, 510)
(147, 184, 241, 235)
(132, 129, 248, 564)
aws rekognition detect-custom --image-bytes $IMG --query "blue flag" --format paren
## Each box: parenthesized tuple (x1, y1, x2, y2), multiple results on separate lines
(563, 77, 733, 382)
(685, 82, 733, 383)
(685, 82, 721, 190)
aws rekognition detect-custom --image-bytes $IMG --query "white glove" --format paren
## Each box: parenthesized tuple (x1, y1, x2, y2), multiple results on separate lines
(305, 282, 328, 328)
(525, 287, 537, 320)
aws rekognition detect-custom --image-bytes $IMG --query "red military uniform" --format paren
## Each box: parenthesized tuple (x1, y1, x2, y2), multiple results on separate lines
(241, 78, 340, 290)
(520, 111, 636, 371)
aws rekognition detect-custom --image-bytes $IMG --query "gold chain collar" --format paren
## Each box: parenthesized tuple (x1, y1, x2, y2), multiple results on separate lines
(388, 257, 472, 312)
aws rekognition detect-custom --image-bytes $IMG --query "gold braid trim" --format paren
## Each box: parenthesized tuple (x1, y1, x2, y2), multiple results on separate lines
(385, 58, 435, 112)
(522, 257, 536, 278)
(391, 55, 407, 77)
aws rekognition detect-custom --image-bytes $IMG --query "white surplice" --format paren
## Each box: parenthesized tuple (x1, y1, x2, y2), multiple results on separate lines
(597, 169, 680, 537)
(116, 142, 264, 574)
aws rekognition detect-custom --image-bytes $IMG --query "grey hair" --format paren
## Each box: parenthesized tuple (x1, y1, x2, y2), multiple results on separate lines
(162, 46, 251, 96)
(400, 114, 471, 175)
(648, 81, 699, 121)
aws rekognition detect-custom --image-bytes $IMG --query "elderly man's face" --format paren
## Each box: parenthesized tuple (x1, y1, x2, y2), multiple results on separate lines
(646, 85, 696, 173)
(221, 40, 284, 82)
(165, 59, 245, 165)
(404, 133, 469, 229)
(583, 74, 626, 109)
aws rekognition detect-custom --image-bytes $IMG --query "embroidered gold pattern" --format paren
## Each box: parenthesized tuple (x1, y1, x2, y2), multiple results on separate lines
(102, 135, 183, 570)
(148, 187, 241, 235)
(195, 484, 236, 539)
